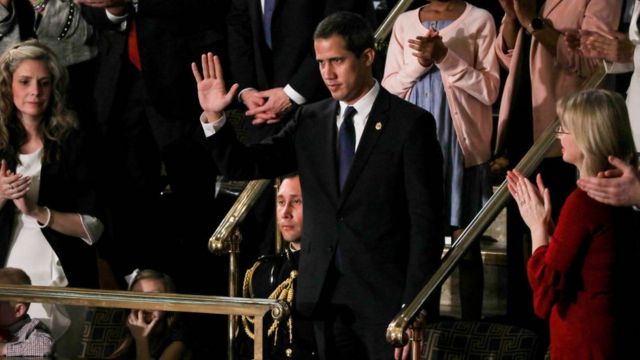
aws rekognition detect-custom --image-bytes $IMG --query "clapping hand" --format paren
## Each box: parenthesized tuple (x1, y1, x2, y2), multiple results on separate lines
(507, 171, 553, 236)
(408, 27, 448, 67)
(0, 160, 30, 203)
(191, 52, 239, 123)
(580, 30, 634, 63)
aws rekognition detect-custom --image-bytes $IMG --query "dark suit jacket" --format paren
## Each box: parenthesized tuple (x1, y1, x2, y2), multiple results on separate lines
(206, 87, 444, 323)
(0, 130, 103, 288)
(227, 0, 374, 103)
(82, 1, 228, 139)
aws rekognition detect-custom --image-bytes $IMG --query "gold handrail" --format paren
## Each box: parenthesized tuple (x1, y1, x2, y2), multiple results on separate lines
(386, 65, 608, 347)
(374, 0, 414, 49)
(0, 284, 288, 360)
(209, 179, 270, 254)
(209, 178, 270, 360)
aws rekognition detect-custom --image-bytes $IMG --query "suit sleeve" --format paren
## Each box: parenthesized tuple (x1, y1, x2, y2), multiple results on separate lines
(401, 112, 444, 311)
(204, 110, 300, 179)
(227, 0, 258, 92)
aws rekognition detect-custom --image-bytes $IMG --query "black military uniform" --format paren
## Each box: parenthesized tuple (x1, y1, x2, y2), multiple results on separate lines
(240, 247, 316, 359)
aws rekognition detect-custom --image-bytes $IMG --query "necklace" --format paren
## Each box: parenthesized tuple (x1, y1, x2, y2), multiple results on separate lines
(31, 0, 50, 13)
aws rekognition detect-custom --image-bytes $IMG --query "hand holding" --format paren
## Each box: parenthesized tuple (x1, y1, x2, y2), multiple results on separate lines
(0, 160, 31, 202)
(192, 53, 239, 122)
(394, 311, 425, 360)
(577, 156, 640, 206)
(240, 89, 267, 112)
(245, 87, 293, 125)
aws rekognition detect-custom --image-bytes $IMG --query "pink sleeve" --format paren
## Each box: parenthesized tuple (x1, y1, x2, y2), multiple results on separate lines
(382, 16, 430, 99)
(555, 0, 623, 77)
(437, 14, 500, 105)
(495, 16, 517, 70)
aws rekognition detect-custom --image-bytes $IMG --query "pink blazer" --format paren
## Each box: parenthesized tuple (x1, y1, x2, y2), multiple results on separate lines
(495, 0, 622, 157)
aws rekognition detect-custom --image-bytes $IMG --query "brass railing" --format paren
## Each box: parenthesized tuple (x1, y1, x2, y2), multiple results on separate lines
(374, 0, 414, 49)
(386, 66, 608, 347)
(209, 179, 270, 360)
(0, 284, 288, 360)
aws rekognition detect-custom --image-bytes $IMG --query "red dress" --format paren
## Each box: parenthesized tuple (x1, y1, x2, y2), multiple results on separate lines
(527, 189, 635, 359)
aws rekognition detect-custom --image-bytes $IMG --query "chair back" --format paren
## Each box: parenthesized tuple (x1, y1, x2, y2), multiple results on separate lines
(422, 321, 545, 360)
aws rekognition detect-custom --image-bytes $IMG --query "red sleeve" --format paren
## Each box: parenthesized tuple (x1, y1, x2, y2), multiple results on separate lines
(526, 190, 601, 319)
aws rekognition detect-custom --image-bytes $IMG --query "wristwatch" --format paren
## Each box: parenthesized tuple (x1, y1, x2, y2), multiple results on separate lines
(526, 17, 545, 35)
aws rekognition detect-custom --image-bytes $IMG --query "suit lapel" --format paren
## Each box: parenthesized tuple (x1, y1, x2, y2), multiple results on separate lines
(338, 90, 389, 207)
(543, 0, 564, 17)
(320, 101, 340, 204)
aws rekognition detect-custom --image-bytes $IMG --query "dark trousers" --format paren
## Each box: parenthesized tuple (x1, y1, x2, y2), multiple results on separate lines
(97, 63, 221, 293)
(313, 306, 392, 360)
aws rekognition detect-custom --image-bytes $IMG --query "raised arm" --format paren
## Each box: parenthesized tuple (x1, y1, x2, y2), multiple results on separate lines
(191, 52, 239, 123)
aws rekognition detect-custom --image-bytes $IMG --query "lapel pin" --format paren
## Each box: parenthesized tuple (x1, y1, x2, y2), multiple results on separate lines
(375, 122, 382, 130)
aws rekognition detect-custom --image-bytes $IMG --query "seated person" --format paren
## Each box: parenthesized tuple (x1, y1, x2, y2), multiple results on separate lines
(108, 269, 186, 360)
(241, 174, 316, 359)
(0, 267, 53, 357)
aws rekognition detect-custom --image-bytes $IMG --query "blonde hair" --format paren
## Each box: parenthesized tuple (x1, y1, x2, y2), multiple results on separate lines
(0, 40, 77, 164)
(557, 89, 637, 177)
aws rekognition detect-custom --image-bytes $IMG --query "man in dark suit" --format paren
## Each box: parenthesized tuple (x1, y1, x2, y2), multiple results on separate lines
(77, 0, 227, 291)
(193, 12, 443, 359)
(227, 0, 374, 139)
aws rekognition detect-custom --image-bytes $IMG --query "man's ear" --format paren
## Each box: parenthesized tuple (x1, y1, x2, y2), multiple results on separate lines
(362, 47, 375, 67)
(14, 303, 28, 318)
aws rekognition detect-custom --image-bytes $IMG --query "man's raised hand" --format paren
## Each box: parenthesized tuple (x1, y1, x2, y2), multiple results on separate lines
(191, 53, 239, 123)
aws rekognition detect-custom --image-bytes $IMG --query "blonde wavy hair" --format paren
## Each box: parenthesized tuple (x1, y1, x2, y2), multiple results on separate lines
(557, 89, 638, 177)
(0, 40, 77, 164)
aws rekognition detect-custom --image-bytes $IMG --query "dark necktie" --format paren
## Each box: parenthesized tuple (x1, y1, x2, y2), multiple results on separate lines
(338, 106, 357, 191)
(263, 0, 275, 48)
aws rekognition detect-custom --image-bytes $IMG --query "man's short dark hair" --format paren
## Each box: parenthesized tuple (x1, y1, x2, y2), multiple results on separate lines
(313, 12, 374, 57)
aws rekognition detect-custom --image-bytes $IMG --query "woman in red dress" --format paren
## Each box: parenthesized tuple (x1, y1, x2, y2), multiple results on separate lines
(507, 89, 639, 359)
